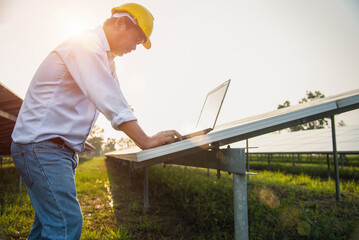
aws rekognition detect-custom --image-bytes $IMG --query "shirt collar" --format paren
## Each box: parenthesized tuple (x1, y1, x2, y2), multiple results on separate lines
(95, 26, 111, 52)
(94, 26, 117, 60)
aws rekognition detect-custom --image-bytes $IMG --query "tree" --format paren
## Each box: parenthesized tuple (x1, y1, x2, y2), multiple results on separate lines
(277, 91, 339, 132)
(338, 120, 346, 127)
(277, 100, 291, 110)
(87, 125, 105, 156)
(117, 137, 135, 150)
(104, 138, 117, 153)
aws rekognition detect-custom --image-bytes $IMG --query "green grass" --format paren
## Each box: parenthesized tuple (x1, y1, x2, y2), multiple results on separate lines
(0, 162, 33, 240)
(0, 158, 132, 240)
(149, 165, 359, 239)
(1, 157, 359, 239)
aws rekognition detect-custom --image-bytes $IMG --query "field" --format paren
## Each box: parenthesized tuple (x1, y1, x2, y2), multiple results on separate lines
(1, 155, 359, 239)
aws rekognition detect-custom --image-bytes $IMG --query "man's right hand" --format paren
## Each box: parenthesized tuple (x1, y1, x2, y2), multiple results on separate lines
(118, 120, 182, 150)
(146, 130, 182, 149)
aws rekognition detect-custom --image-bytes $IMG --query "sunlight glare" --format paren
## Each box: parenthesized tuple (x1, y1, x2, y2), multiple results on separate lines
(64, 17, 87, 37)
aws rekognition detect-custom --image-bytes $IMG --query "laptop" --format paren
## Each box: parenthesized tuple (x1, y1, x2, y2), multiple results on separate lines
(176, 79, 231, 141)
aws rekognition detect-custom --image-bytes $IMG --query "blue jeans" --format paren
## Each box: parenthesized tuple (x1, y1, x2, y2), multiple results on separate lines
(11, 141, 82, 240)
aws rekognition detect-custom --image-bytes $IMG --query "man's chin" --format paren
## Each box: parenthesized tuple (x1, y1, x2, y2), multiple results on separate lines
(111, 49, 132, 57)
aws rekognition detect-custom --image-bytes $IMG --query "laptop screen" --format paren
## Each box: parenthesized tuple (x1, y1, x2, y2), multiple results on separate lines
(195, 79, 231, 130)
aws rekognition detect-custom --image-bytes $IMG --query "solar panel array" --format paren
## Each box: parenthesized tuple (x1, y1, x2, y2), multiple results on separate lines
(231, 124, 359, 154)
(0, 82, 23, 155)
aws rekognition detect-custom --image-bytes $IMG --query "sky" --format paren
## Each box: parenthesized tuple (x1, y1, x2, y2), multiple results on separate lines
(1, 0, 359, 141)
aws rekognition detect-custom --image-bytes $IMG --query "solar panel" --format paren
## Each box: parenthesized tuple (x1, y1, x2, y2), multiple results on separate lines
(106, 88, 359, 163)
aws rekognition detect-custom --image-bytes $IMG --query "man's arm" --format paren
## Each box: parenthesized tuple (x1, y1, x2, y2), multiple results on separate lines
(118, 120, 182, 149)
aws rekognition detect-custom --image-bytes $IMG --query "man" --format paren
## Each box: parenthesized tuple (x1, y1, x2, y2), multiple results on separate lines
(11, 3, 182, 239)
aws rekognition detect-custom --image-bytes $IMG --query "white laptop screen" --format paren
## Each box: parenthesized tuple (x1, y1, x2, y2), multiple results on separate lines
(195, 79, 231, 130)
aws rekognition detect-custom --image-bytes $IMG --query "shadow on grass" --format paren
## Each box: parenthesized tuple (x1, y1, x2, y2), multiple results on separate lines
(0, 164, 22, 216)
(104, 158, 198, 240)
(0, 164, 20, 192)
(78, 156, 92, 165)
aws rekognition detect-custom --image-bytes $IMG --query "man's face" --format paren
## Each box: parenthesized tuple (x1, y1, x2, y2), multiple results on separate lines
(111, 20, 146, 56)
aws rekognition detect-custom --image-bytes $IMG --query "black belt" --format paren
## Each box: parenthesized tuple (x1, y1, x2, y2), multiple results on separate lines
(48, 137, 65, 145)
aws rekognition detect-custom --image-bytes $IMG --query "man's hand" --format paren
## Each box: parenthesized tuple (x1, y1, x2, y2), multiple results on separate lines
(146, 130, 182, 149)
(118, 120, 182, 150)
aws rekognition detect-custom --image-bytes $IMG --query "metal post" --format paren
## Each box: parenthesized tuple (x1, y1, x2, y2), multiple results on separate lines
(326, 154, 331, 179)
(292, 154, 295, 166)
(246, 139, 249, 181)
(127, 162, 131, 188)
(143, 167, 149, 209)
(120, 160, 124, 176)
(340, 154, 344, 170)
(330, 115, 341, 201)
(230, 149, 249, 240)
(267, 154, 271, 170)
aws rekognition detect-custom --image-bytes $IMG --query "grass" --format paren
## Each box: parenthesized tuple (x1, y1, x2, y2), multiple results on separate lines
(0, 162, 33, 239)
(1, 157, 359, 239)
(149, 164, 359, 239)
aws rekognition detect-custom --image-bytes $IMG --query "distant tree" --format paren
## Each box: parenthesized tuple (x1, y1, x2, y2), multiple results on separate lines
(277, 100, 291, 109)
(338, 120, 346, 127)
(104, 138, 117, 153)
(300, 91, 328, 130)
(277, 91, 341, 132)
(277, 100, 304, 132)
(87, 125, 104, 156)
(117, 137, 135, 149)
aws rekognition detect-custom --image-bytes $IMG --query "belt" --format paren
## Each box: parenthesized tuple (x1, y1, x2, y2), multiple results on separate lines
(48, 137, 65, 145)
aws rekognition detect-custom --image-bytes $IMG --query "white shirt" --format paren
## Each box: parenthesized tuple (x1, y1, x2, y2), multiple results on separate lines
(12, 26, 137, 152)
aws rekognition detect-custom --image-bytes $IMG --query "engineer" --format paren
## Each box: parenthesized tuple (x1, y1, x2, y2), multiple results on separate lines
(11, 3, 181, 239)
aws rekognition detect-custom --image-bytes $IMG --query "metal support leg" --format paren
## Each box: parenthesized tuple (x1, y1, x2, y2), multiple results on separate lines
(127, 162, 131, 188)
(330, 115, 341, 201)
(292, 154, 295, 166)
(233, 173, 248, 240)
(267, 154, 271, 170)
(120, 160, 124, 176)
(229, 149, 249, 240)
(326, 154, 331, 179)
(246, 139, 249, 181)
(143, 167, 149, 209)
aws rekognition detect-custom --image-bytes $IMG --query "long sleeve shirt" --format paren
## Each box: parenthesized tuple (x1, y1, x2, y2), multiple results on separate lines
(11, 26, 137, 152)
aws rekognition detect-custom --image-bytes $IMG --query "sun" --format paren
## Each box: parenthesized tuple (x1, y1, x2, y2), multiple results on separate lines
(64, 17, 87, 37)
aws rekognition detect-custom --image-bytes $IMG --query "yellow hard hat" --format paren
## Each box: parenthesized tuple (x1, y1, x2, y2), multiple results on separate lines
(112, 3, 154, 49)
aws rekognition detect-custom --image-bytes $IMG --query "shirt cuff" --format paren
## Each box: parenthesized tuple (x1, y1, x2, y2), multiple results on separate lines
(111, 108, 137, 130)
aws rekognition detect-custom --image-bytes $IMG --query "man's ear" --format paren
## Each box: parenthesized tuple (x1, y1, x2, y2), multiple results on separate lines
(114, 17, 126, 30)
